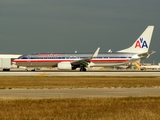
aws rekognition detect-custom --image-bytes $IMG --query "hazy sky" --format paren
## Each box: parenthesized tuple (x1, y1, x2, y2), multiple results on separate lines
(0, 0, 159, 63)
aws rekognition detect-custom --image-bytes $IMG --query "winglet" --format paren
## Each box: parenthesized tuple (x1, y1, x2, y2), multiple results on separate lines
(91, 47, 100, 58)
(71, 47, 100, 66)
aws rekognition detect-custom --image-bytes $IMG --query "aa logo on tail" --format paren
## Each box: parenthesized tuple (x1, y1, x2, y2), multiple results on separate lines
(135, 38, 148, 48)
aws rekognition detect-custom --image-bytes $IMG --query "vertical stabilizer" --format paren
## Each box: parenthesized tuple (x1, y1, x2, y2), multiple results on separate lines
(118, 26, 154, 53)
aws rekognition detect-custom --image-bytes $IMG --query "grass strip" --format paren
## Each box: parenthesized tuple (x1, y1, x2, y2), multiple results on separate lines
(0, 76, 160, 89)
(0, 97, 159, 120)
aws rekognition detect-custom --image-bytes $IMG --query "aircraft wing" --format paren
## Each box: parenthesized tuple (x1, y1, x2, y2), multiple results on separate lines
(71, 58, 89, 67)
(138, 50, 156, 59)
(71, 47, 100, 67)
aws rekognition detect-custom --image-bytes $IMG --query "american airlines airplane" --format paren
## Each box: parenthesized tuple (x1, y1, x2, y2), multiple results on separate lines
(13, 26, 155, 71)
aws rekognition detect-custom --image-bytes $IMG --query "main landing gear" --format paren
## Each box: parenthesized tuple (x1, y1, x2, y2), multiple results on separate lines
(80, 66, 86, 71)
(25, 68, 36, 71)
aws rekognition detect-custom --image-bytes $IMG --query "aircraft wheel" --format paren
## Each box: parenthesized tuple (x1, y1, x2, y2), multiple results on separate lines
(83, 67, 86, 71)
(31, 69, 36, 71)
(80, 67, 83, 71)
(80, 67, 86, 72)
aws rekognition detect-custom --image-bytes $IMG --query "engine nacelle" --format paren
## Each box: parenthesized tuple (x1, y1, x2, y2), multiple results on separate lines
(57, 62, 72, 70)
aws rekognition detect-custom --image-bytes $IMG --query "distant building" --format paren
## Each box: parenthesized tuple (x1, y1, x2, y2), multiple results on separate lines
(0, 54, 21, 71)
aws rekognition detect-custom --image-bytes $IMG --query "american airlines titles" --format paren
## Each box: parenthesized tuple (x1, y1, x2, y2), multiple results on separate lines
(37, 54, 62, 57)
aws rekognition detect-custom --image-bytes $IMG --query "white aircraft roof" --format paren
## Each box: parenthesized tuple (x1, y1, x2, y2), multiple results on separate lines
(0, 54, 21, 58)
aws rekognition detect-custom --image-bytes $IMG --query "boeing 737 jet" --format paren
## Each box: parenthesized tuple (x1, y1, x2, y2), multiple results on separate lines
(12, 26, 155, 71)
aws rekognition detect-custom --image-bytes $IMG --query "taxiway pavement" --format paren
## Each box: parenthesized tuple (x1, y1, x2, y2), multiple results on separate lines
(0, 88, 160, 98)
(0, 71, 160, 76)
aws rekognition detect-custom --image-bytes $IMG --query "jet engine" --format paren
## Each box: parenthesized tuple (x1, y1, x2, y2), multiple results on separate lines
(57, 62, 72, 70)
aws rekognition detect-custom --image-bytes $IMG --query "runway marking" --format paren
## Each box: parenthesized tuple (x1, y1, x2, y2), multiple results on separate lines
(37, 72, 48, 76)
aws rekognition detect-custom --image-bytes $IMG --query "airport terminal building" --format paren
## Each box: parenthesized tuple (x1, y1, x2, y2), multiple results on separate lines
(0, 54, 21, 71)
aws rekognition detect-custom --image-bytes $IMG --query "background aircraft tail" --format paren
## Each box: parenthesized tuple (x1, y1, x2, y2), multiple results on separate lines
(118, 26, 154, 53)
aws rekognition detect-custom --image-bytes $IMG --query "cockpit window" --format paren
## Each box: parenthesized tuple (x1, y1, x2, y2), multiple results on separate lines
(18, 55, 28, 59)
